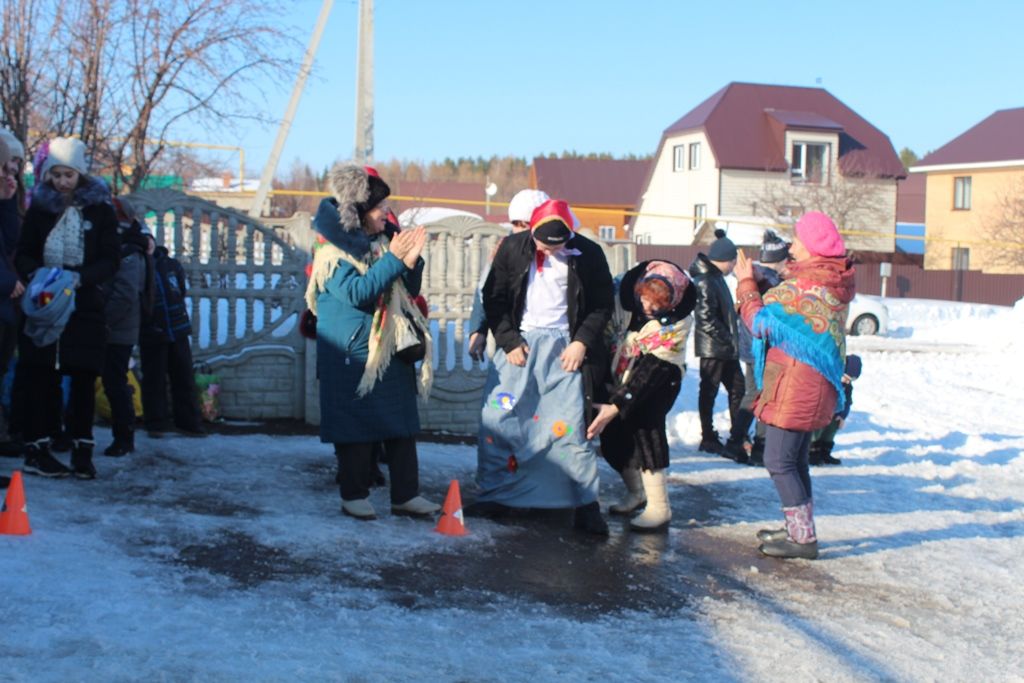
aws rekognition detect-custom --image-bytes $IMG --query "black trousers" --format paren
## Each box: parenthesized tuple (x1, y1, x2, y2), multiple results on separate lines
(140, 338, 201, 431)
(698, 357, 746, 441)
(101, 343, 135, 440)
(335, 437, 419, 503)
(21, 363, 95, 442)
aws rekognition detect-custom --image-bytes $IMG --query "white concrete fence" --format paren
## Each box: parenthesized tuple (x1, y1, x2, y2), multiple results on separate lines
(126, 190, 635, 436)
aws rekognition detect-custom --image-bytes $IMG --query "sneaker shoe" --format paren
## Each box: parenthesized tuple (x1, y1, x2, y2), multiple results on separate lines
(573, 501, 609, 536)
(341, 498, 377, 520)
(24, 447, 71, 478)
(392, 495, 441, 518)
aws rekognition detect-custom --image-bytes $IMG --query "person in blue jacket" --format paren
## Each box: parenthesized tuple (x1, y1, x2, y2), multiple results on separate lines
(305, 164, 439, 521)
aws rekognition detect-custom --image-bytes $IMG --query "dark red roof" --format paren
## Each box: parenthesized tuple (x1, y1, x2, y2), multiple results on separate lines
(532, 158, 652, 207)
(896, 173, 926, 224)
(663, 82, 905, 178)
(916, 108, 1024, 167)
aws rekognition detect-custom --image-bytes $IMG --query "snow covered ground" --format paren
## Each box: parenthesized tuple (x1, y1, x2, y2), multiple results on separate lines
(2, 297, 1023, 682)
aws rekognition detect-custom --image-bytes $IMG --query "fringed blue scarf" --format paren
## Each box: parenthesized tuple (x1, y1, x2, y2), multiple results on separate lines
(752, 302, 846, 414)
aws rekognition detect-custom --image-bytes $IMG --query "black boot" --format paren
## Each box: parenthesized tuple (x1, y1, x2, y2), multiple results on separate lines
(23, 440, 71, 478)
(722, 437, 750, 464)
(0, 475, 9, 489)
(808, 443, 825, 466)
(104, 429, 135, 457)
(573, 501, 609, 536)
(71, 439, 97, 480)
(748, 437, 765, 467)
(818, 442, 841, 466)
(698, 431, 724, 454)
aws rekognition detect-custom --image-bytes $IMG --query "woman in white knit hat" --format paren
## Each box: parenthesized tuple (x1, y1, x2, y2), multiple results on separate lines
(14, 136, 120, 480)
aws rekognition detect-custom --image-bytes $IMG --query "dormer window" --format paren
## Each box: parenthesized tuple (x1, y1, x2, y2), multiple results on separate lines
(791, 142, 830, 184)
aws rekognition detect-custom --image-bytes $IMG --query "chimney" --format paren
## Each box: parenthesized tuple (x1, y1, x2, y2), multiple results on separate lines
(221, 171, 232, 189)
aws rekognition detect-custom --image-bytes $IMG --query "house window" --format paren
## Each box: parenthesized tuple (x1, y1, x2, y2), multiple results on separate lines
(634, 233, 652, 245)
(952, 247, 970, 270)
(688, 143, 701, 170)
(673, 145, 686, 172)
(693, 204, 706, 231)
(598, 225, 616, 241)
(953, 177, 972, 210)
(791, 142, 830, 184)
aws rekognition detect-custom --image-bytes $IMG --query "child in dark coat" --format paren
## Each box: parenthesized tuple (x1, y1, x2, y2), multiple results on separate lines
(809, 354, 862, 465)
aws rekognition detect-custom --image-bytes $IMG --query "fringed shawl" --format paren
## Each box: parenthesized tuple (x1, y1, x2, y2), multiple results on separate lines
(305, 240, 433, 399)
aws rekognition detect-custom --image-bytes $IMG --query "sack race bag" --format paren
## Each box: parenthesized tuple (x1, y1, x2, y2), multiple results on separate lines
(194, 367, 221, 422)
(394, 312, 426, 364)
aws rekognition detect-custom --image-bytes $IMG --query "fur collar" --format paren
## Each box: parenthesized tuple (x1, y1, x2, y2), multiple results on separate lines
(31, 176, 111, 214)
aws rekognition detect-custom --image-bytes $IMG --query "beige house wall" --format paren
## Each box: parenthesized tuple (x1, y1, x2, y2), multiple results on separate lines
(922, 166, 1024, 274)
(633, 131, 718, 245)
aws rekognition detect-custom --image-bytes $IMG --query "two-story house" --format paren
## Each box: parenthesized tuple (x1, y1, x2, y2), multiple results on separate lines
(632, 82, 904, 249)
(911, 107, 1024, 274)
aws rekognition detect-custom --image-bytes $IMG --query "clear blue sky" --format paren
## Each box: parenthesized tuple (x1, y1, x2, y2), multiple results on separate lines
(204, 0, 1024, 177)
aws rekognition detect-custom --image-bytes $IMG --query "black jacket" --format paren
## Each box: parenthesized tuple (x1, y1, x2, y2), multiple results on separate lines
(482, 230, 613, 409)
(0, 197, 21, 325)
(688, 253, 739, 360)
(141, 247, 192, 344)
(16, 179, 120, 372)
(599, 260, 697, 472)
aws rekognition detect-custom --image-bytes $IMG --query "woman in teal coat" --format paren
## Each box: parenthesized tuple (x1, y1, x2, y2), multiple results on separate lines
(305, 164, 439, 521)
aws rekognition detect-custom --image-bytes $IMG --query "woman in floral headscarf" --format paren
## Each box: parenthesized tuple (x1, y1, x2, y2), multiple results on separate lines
(588, 260, 695, 532)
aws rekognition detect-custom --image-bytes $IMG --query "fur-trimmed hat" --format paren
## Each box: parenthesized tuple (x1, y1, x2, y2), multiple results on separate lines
(327, 163, 391, 230)
(42, 137, 89, 177)
(708, 228, 737, 262)
(760, 228, 790, 263)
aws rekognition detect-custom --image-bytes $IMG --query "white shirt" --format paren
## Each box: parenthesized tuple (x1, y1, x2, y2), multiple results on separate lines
(520, 249, 570, 332)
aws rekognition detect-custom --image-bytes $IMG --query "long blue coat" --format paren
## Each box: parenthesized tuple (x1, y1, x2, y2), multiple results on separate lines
(314, 216, 424, 445)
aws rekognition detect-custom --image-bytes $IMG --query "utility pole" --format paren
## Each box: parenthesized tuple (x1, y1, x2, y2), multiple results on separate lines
(248, 0, 335, 218)
(353, 0, 374, 164)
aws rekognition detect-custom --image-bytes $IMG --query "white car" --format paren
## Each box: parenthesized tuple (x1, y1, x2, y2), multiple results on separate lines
(847, 294, 889, 336)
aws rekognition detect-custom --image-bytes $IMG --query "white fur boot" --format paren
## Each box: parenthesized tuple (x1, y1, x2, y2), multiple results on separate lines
(609, 466, 647, 515)
(629, 469, 671, 532)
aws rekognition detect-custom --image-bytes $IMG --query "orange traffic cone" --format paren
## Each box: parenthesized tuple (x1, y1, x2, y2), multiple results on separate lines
(435, 479, 468, 536)
(0, 471, 32, 536)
